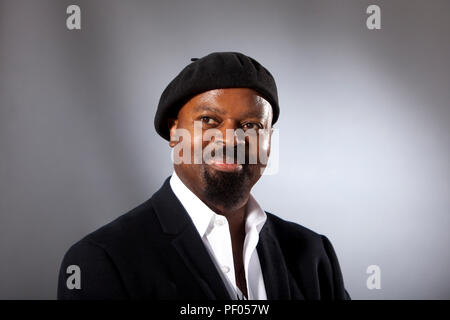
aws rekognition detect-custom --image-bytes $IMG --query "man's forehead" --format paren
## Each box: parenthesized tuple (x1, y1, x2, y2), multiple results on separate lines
(185, 91, 273, 119)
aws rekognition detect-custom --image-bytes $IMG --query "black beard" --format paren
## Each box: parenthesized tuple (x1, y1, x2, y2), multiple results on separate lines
(202, 165, 251, 211)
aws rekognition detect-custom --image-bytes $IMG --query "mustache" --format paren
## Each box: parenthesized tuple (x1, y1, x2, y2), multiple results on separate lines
(203, 143, 249, 164)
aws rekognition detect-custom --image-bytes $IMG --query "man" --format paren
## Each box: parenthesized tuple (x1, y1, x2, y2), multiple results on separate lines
(58, 52, 350, 300)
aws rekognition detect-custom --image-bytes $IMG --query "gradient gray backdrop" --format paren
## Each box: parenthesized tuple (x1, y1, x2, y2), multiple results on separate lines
(1, 0, 449, 299)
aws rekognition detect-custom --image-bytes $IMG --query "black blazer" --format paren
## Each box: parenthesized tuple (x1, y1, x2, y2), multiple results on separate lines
(58, 177, 350, 300)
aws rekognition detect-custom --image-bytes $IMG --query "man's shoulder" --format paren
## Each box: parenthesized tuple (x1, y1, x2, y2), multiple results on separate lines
(58, 197, 163, 299)
(265, 211, 321, 238)
(264, 211, 329, 251)
(264, 212, 350, 300)
(68, 197, 161, 254)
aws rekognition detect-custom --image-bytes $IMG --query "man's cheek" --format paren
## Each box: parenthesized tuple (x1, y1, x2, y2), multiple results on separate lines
(257, 131, 271, 166)
(190, 132, 204, 164)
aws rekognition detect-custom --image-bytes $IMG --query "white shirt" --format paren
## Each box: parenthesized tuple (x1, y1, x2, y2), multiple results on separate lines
(169, 170, 268, 300)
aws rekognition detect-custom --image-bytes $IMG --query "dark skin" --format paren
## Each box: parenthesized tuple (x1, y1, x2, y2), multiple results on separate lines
(168, 88, 273, 298)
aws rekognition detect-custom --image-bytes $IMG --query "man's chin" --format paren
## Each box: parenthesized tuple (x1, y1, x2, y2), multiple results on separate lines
(201, 164, 250, 209)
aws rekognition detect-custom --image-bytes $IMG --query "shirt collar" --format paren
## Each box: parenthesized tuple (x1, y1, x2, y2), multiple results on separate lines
(245, 192, 267, 234)
(170, 170, 216, 238)
(169, 170, 267, 238)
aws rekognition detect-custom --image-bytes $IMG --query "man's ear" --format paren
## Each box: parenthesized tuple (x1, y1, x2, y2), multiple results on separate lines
(168, 118, 178, 147)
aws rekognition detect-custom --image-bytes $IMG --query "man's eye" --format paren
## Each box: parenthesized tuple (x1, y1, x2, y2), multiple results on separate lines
(200, 116, 217, 125)
(243, 123, 261, 130)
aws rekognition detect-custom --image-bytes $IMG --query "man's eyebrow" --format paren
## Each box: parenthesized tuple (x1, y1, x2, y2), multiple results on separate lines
(193, 104, 269, 121)
(193, 105, 226, 115)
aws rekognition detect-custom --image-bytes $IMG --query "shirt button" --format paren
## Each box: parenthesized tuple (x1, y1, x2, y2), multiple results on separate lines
(221, 265, 230, 274)
(215, 218, 225, 226)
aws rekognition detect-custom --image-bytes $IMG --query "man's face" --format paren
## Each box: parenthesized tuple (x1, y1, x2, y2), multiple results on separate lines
(169, 88, 273, 211)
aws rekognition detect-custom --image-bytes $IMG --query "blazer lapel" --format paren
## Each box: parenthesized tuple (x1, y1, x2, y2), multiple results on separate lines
(257, 218, 295, 300)
(151, 176, 231, 300)
(171, 226, 231, 299)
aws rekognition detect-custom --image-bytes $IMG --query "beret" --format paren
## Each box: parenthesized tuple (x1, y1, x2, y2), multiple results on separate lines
(154, 52, 280, 141)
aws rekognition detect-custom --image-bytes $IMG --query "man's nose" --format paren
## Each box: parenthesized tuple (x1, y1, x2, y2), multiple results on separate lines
(217, 119, 243, 147)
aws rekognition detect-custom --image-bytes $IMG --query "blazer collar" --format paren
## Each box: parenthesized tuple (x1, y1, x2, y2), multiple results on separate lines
(257, 218, 303, 300)
(150, 176, 191, 235)
(150, 176, 231, 299)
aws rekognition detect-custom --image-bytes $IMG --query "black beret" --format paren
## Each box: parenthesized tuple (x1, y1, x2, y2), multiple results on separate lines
(154, 52, 280, 141)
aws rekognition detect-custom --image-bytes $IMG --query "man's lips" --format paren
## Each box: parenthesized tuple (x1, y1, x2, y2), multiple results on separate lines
(209, 159, 243, 172)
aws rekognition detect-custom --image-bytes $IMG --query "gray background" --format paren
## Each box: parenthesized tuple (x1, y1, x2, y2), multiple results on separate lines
(1, 0, 449, 299)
